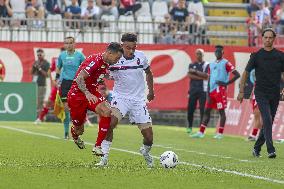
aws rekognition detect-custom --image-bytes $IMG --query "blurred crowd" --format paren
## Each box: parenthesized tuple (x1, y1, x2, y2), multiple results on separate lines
(0, 0, 207, 44)
(247, 0, 284, 46)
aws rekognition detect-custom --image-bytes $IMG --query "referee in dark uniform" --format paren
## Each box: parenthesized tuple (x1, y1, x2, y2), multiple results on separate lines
(238, 28, 284, 158)
(186, 49, 209, 134)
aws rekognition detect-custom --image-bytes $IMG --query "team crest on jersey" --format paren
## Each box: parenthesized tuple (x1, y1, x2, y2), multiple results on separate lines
(101, 65, 106, 69)
(97, 74, 105, 82)
(137, 58, 140, 65)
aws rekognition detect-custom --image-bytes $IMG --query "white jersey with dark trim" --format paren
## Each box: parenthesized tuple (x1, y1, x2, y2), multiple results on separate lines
(109, 50, 149, 101)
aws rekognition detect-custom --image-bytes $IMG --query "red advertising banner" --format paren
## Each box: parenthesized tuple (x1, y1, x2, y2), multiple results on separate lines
(0, 42, 281, 110)
(221, 99, 284, 140)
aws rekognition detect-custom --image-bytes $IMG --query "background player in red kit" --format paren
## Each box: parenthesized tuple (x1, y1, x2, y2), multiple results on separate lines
(67, 42, 123, 150)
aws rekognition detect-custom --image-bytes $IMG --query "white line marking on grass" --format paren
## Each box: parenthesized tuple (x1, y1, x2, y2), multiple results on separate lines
(154, 144, 256, 163)
(1, 125, 284, 185)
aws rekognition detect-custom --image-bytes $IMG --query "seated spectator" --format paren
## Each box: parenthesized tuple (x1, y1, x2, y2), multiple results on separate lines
(64, 0, 81, 28)
(0, 0, 13, 27)
(118, 0, 141, 16)
(25, 0, 45, 28)
(247, 0, 261, 16)
(275, 2, 284, 34)
(170, 0, 190, 31)
(81, 0, 99, 27)
(247, 11, 259, 46)
(97, 0, 118, 19)
(45, 0, 62, 14)
(157, 13, 177, 44)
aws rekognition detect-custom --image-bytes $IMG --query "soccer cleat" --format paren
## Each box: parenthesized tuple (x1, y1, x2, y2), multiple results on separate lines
(95, 156, 108, 167)
(34, 118, 42, 125)
(74, 137, 85, 149)
(186, 127, 192, 134)
(139, 147, 154, 168)
(252, 149, 261, 158)
(213, 133, 224, 139)
(190, 132, 204, 138)
(247, 136, 256, 141)
(92, 146, 104, 156)
(268, 152, 276, 159)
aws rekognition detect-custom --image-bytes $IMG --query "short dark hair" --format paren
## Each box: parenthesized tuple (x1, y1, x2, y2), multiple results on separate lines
(215, 45, 224, 50)
(107, 42, 123, 54)
(262, 28, 276, 37)
(64, 36, 75, 42)
(121, 33, 137, 42)
(37, 48, 44, 53)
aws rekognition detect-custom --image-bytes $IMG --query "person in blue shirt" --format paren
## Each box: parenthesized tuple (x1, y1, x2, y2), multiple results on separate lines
(191, 45, 240, 139)
(64, 0, 81, 28)
(56, 36, 85, 139)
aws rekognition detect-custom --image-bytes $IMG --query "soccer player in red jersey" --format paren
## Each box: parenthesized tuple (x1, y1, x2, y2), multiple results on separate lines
(67, 42, 123, 150)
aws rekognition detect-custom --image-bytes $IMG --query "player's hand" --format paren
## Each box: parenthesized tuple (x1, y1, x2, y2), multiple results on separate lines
(85, 91, 98, 104)
(188, 68, 197, 74)
(237, 92, 244, 103)
(216, 81, 228, 86)
(147, 91, 155, 102)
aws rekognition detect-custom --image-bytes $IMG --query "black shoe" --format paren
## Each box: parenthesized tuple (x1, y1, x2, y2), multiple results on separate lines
(252, 149, 261, 157)
(268, 152, 276, 159)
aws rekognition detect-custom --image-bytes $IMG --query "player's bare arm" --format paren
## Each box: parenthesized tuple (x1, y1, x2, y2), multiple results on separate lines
(237, 70, 249, 103)
(75, 69, 98, 104)
(145, 67, 155, 102)
(216, 70, 240, 86)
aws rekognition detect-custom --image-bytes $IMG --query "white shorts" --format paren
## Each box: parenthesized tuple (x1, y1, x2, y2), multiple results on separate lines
(111, 96, 152, 124)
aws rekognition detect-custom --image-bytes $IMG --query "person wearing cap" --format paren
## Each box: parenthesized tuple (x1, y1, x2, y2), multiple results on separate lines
(186, 48, 209, 134)
(238, 28, 284, 158)
(30, 48, 50, 112)
(191, 45, 240, 139)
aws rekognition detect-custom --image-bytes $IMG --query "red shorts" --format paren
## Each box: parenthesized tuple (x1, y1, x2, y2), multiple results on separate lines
(67, 91, 105, 127)
(251, 93, 258, 111)
(49, 86, 58, 102)
(205, 86, 227, 110)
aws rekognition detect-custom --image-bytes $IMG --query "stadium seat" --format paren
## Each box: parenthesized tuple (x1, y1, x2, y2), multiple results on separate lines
(101, 15, 117, 31)
(46, 14, 63, 30)
(153, 16, 165, 31)
(30, 30, 47, 42)
(0, 27, 10, 41)
(135, 2, 151, 16)
(11, 29, 29, 41)
(118, 15, 136, 32)
(137, 15, 153, 32)
(102, 32, 120, 43)
(82, 29, 101, 43)
(47, 31, 64, 42)
(152, 1, 168, 19)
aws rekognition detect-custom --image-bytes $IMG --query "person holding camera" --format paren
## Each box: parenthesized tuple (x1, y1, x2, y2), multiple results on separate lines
(31, 48, 50, 112)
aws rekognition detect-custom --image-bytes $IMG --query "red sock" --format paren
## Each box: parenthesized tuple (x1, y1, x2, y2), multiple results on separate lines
(95, 116, 111, 147)
(199, 124, 207, 133)
(251, 128, 259, 137)
(39, 106, 49, 121)
(218, 127, 224, 134)
(71, 126, 78, 140)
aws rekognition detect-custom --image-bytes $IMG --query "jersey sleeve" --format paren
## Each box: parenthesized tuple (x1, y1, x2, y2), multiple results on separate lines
(142, 53, 150, 70)
(225, 61, 235, 72)
(57, 53, 63, 69)
(245, 53, 256, 72)
(83, 57, 100, 76)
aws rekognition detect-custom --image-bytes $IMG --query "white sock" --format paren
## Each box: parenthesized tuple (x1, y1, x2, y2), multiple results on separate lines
(101, 140, 112, 155)
(142, 144, 152, 153)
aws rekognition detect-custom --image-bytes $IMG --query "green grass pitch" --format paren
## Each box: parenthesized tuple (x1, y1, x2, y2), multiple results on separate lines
(0, 121, 283, 189)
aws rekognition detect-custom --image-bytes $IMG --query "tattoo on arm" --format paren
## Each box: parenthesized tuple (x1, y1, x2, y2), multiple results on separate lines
(75, 70, 90, 94)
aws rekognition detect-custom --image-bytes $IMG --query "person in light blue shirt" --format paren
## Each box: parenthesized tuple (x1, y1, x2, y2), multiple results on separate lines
(55, 36, 85, 139)
(191, 45, 240, 139)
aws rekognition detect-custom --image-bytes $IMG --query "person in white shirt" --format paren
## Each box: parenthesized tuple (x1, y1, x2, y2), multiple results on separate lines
(81, 0, 99, 25)
(95, 33, 155, 168)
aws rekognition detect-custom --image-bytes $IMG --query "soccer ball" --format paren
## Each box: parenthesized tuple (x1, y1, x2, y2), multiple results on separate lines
(160, 151, 179, 168)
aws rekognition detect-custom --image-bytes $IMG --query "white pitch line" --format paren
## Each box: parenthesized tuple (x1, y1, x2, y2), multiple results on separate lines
(1, 125, 284, 185)
(154, 144, 256, 163)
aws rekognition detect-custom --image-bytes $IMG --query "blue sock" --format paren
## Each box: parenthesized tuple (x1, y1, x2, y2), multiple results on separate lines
(64, 110, 70, 137)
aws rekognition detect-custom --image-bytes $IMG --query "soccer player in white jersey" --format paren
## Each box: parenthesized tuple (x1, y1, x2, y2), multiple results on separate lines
(94, 33, 155, 167)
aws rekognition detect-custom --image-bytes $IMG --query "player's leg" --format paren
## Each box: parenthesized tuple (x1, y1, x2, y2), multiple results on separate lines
(248, 107, 261, 141)
(213, 109, 226, 139)
(139, 124, 154, 168)
(199, 91, 207, 126)
(187, 93, 198, 134)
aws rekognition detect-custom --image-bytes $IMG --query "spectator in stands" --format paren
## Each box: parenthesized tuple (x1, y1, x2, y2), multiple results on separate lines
(81, 0, 99, 27)
(0, 0, 13, 27)
(45, 0, 62, 14)
(118, 0, 141, 16)
(31, 49, 50, 112)
(247, 0, 261, 16)
(247, 11, 259, 46)
(97, 0, 118, 19)
(170, 0, 190, 31)
(275, 2, 284, 34)
(64, 0, 81, 28)
(26, 0, 45, 28)
(157, 13, 177, 44)
(10, 0, 25, 27)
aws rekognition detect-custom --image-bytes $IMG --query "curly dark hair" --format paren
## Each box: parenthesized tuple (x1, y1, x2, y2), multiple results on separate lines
(121, 33, 137, 42)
